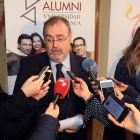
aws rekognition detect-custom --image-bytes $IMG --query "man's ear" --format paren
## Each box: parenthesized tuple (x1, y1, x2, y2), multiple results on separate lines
(73, 47, 76, 52)
(69, 31, 72, 41)
(17, 43, 20, 49)
(85, 45, 87, 50)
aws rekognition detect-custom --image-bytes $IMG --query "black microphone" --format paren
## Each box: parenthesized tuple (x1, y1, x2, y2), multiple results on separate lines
(82, 58, 100, 87)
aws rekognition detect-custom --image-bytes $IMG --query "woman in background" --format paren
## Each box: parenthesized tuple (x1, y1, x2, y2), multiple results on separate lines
(114, 26, 140, 140)
(115, 26, 140, 93)
(31, 32, 46, 55)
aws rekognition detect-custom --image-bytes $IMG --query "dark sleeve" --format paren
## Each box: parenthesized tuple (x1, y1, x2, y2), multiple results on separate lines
(114, 57, 128, 83)
(13, 58, 29, 94)
(0, 89, 32, 127)
(122, 85, 139, 99)
(83, 95, 118, 130)
(29, 115, 60, 140)
(133, 96, 140, 110)
(0, 97, 42, 139)
(121, 86, 140, 110)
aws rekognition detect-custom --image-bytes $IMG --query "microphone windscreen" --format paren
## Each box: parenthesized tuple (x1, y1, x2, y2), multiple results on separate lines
(82, 58, 98, 73)
(54, 78, 69, 99)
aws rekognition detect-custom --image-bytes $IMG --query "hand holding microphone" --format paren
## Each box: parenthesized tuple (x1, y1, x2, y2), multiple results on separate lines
(82, 58, 100, 87)
(72, 77, 92, 102)
(53, 78, 69, 106)
(45, 102, 59, 118)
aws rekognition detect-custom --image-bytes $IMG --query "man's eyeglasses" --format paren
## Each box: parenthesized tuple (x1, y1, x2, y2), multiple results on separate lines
(74, 44, 85, 48)
(44, 32, 70, 44)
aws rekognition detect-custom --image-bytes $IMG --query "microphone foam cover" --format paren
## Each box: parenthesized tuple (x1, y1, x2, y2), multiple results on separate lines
(54, 78, 69, 99)
(82, 58, 98, 73)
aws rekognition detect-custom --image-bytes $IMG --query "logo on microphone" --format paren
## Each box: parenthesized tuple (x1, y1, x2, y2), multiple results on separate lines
(59, 80, 66, 86)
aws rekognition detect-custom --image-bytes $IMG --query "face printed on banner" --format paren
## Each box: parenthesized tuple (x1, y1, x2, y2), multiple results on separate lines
(73, 39, 87, 57)
(18, 39, 32, 55)
(33, 36, 42, 50)
(44, 21, 72, 63)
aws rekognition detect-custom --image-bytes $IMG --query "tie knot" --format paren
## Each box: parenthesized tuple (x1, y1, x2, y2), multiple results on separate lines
(56, 63, 63, 71)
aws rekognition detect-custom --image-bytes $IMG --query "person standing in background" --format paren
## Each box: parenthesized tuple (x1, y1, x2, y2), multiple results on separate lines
(73, 37, 91, 58)
(30, 32, 46, 55)
(114, 26, 140, 140)
(7, 34, 33, 76)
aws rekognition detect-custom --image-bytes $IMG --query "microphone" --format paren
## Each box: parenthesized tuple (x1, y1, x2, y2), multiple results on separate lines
(53, 78, 69, 106)
(82, 58, 100, 87)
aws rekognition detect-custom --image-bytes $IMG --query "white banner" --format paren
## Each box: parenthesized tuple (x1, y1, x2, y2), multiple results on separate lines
(4, 0, 95, 94)
(108, 0, 140, 77)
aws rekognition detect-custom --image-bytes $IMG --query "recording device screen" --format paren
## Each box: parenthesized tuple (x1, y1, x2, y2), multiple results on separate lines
(45, 70, 52, 80)
(103, 93, 129, 122)
(100, 80, 116, 99)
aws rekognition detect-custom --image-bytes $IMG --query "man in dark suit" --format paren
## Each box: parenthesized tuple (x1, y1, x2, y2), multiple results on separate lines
(7, 34, 33, 76)
(13, 16, 98, 140)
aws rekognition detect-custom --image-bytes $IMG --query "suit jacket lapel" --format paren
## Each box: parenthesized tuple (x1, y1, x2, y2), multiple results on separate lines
(70, 53, 81, 78)
(66, 54, 83, 115)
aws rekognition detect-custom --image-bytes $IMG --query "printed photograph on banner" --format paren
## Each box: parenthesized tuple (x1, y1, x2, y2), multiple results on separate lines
(4, 0, 96, 94)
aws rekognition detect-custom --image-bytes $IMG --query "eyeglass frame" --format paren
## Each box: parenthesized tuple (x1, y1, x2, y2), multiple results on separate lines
(44, 32, 71, 44)
(74, 44, 85, 48)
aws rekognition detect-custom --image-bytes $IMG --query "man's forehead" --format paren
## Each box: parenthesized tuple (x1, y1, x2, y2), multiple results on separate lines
(21, 39, 32, 43)
(45, 34, 64, 37)
(44, 22, 69, 34)
(74, 39, 84, 44)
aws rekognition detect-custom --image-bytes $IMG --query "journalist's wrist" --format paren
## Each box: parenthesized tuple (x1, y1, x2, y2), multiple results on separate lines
(84, 92, 93, 103)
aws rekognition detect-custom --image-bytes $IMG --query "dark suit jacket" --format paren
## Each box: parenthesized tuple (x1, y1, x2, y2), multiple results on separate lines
(0, 89, 42, 140)
(29, 115, 60, 140)
(13, 52, 91, 140)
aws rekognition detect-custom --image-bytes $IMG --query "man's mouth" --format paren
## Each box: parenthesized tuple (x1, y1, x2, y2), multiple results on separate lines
(51, 49, 61, 54)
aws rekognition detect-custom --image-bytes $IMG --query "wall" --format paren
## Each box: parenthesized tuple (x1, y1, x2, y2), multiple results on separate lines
(0, 1, 8, 93)
(98, 0, 111, 77)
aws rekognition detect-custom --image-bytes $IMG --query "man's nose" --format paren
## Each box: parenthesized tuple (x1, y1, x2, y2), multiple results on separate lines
(52, 40, 58, 47)
(27, 45, 31, 49)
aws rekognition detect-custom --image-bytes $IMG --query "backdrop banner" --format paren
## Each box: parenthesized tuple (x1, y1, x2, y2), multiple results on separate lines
(4, 0, 95, 94)
(108, 0, 140, 77)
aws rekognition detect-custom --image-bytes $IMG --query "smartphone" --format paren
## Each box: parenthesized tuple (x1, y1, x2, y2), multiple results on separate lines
(46, 70, 52, 80)
(39, 67, 52, 90)
(102, 93, 129, 123)
(106, 77, 122, 88)
(66, 71, 80, 83)
(100, 80, 116, 100)
(38, 66, 49, 78)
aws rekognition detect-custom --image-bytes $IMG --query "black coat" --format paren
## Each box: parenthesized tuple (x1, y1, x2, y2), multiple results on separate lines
(0, 88, 42, 140)
(29, 115, 60, 140)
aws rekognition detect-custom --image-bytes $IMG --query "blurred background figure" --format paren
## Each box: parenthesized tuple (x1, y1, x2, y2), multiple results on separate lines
(69, 43, 74, 53)
(73, 37, 91, 58)
(114, 26, 140, 140)
(115, 27, 140, 93)
(7, 34, 33, 76)
(31, 32, 46, 55)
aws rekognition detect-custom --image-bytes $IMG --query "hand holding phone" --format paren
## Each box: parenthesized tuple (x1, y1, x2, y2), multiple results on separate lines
(38, 66, 51, 90)
(106, 77, 122, 88)
(100, 80, 117, 100)
(38, 66, 49, 78)
(102, 93, 129, 123)
(66, 71, 80, 83)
